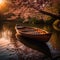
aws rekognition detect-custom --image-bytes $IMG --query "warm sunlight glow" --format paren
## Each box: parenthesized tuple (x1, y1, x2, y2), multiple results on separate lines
(0, 0, 7, 12)
(0, 29, 13, 48)
(0, 0, 4, 4)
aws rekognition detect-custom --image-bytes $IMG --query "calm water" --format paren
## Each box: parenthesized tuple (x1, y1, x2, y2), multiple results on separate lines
(0, 22, 60, 60)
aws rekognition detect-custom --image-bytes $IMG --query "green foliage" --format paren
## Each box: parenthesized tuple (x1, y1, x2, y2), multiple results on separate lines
(17, 17, 24, 23)
(45, 20, 52, 25)
(28, 17, 37, 24)
(34, 19, 45, 24)
(45, 17, 56, 25)
(28, 17, 45, 24)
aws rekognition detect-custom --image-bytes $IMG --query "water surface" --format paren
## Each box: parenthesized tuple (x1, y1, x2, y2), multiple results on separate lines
(0, 22, 60, 60)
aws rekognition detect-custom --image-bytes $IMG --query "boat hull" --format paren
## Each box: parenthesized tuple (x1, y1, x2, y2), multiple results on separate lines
(20, 32, 51, 42)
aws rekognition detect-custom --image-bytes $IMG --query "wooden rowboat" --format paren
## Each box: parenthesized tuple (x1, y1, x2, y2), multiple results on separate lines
(15, 25, 52, 42)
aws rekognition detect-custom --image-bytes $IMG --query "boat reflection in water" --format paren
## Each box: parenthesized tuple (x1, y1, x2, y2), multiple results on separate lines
(0, 23, 60, 60)
(0, 26, 50, 60)
(15, 25, 53, 59)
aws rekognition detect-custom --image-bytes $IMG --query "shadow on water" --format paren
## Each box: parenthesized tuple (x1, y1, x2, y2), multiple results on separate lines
(16, 35, 52, 59)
